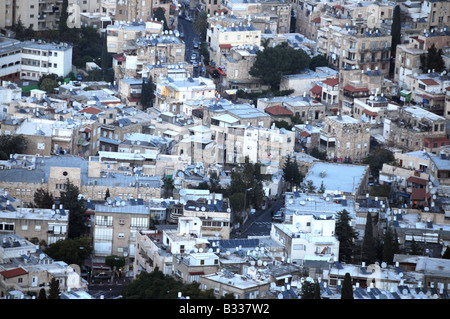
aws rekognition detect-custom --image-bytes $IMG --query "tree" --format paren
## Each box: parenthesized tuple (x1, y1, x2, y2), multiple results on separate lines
(33, 188, 54, 209)
(282, 155, 303, 189)
(153, 7, 169, 31)
(309, 147, 327, 160)
(0, 134, 28, 160)
(101, 34, 109, 81)
(364, 148, 395, 176)
(162, 176, 174, 199)
(341, 273, 353, 299)
(390, 5, 401, 58)
(12, 18, 25, 40)
(38, 288, 47, 299)
(314, 281, 321, 299)
(59, 0, 69, 35)
(209, 172, 221, 193)
(121, 268, 216, 299)
(44, 237, 92, 266)
(318, 181, 326, 194)
(39, 77, 59, 93)
(362, 213, 377, 265)
(48, 277, 60, 299)
(300, 280, 315, 299)
(59, 180, 88, 239)
(193, 11, 208, 42)
(335, 209, 359, 263)
(420, 43, 446, 74)
(105, 188, 110, 200)
(410, 237, 422, 255)
(309, 54, 328, 71)
(382, 227, 394, 265)
(141, 76, 155, 110)
(249, 43, 311, 90)
(105, 255, 125, 278)
(393, 228, 400, 254)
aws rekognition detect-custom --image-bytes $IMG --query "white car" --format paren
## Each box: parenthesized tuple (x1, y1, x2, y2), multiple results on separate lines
(190, 53, 197, 63)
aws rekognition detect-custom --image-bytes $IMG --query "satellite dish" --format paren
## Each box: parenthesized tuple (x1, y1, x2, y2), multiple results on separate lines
(199, 248, 204, 253)
(381, 262, 387, 268)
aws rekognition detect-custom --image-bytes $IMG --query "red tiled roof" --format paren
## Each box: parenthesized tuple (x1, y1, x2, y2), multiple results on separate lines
(333, 5, 344, 10)
(265, 105, 293, 116)
(80, 107, 102, 114)
(113, 53, 126, 62)
(300, 131, 311, 137)
(219, 44, 232, 49)
(322, 78, 339, 87)
(420, 78, 439, 86)
(343, 85, 369, 92)
(0, 267, 28, 279)
(363, 109, 378, 117)
(310, 85, 322, 95)
(217, 8, 228, 14)
(312, 17, 321, 23)
(407, 176, 428, 186)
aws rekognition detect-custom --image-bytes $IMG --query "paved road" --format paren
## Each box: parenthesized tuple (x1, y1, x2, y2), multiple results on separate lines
(231, 198, 284, 238)
(178, 16, 201, 76)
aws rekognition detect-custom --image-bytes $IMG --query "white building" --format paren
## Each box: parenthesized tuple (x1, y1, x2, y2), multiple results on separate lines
(20, 40, 73, 81)
(270, 213, 339, 265)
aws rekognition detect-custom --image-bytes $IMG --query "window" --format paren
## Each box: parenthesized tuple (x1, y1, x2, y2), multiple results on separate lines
(118, 232, 125, 239)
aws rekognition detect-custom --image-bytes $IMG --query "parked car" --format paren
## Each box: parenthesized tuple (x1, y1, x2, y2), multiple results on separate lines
(193, 41, 199, 49)
(94, 272, 110, 280)
(190, 53, 197, 63)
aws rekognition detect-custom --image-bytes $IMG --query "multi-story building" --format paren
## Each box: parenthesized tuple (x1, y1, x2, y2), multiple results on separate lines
(383, 106, 448, 152)
(0, 200, 69, 245)
(91, 199, 151, 274)
(279, 67, 339, 97)
(319, 114, 371, 162)
(270, 213, 339, 266)
(317, 24, 391, 77)
(206, 17, 261, 67)
(0, 38, 73, 82)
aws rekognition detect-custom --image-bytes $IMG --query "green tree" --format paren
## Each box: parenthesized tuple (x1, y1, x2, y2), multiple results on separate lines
(39, 77, 59, 93)
(420, 43, 446, 73)
(153, 7, 169, 31)
(121, 268, 216, 299)
(12, 18, 25, 40)
(335, 209, 359, 263)
(364, 148, 395, 176)
(393, 228, 400, 254)
(141, 76, 155, 110)
(0, 134, 28, 160)
(390, 5, 401, 58)
(249, 43, 311, 90)
(314, 281, 321, 299)
(101, 34, 109, 81)
(105, 188, 110, 200)
(309, 147, 327, 160)
(362, 213, 377, 265)
(59, 0, 69, 35)
(162, 175, 174, 199)
(193, 11, 208, 42)
(300, 280, 315, 299)
(33, 188, 54, 209)
(105, 255, 125, 278)
(309, 54, 328, 71)
(38, 288, 47, 299)
(209, 171, 221, 193)
(341, 273, 353, 299)
(44, 237, 92, 266)
(382, 227, 394, 265)
(59, 180, 88, 239)
(282, 155, 303, 190)
(48, 277, 60, 299)
(410, 237, 422, 255)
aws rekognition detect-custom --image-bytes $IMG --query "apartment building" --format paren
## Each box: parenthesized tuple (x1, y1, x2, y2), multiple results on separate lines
(92, 200, 151, 273)
(319, 114, 371, 163)
(155, 74, 216, 115)
(317, 24, 391, 77)
(0, 38, 72, 82)
(270, 213, 339, 265)
(0, 195, 69, 245)
(106, 20, 164, 54)
(279, 67, 339, 97)
(207, 19, 261, 68)
(383, 106, 448, 152)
